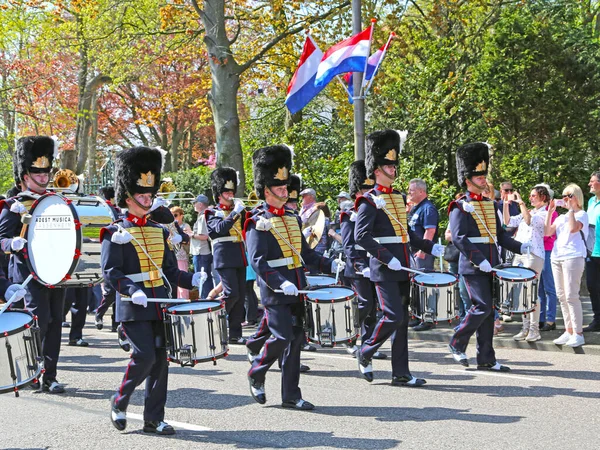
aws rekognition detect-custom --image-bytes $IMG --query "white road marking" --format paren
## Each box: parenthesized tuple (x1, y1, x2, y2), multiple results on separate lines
(127, 413, 211, 431)
(448, 369, 541, 382)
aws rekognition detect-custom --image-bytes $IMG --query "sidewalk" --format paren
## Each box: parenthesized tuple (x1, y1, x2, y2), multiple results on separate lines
(407, 296, 600, 356)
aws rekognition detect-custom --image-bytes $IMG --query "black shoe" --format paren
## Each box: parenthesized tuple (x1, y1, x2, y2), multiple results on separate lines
(247, 348, 258, 364)
(300, 364, 311, 373)
(95, 314, 104, 330)
(143, 421, 175, 435)
(30, 379, 40, 390)
(248, 375, 266, 404)
(538, 322, 545, 329)
(583, 321, 600, 332)
(391, 375, 427, 387)
(477, 362, 511, 372)
(413, 322, 435, 331)
(68, 338, 89, 347)
(42, 379, 65, 394)
(301, 343, 317, 352)
(540, 322, 556, 332)
(372, 351, 387, 360)
(229, 337, 248, 345)
(110, 394, 127, 431)
(117, 325, 131, 352)
(408, 318, 420, 327)
(62, 322, 70, 328)
(110, 326, 118, 333)
(357, 352, 373, 382)
(282, 399, 315, 410)
(448, 344, 469, 367)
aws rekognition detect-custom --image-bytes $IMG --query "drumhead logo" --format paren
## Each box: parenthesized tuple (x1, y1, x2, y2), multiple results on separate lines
(34, 215, 74, 230)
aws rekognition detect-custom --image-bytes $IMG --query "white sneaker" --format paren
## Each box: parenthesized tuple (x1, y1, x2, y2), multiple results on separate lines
(513, 329, 529, 341)
(553, 332, 571, 345)
(346, 345, 359, 356)
(502, 315, 513, 323)
(525, 328, 541, 342)
(565, 334, 585, 347)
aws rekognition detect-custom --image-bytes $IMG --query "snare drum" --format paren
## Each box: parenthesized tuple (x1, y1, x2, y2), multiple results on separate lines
(25, 193, 116, 287)
(493, 265, 538, 314)
(164, 301, 229, 367)
(306, 275, 337, 288)
(411, 272, 459, 323)
(0, 310, 42, 396)
(304, 287, 359, 347)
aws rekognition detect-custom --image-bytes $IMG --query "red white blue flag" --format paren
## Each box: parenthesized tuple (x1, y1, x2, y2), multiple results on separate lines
(285, 35, 324, 114)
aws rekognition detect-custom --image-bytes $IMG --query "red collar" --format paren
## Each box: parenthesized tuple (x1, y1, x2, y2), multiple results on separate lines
(126, 213, 147, 226)
(218, 203, 232, 211)
(375, 184, 393, 194)
(106, 199, 114, 207)
(267, 204, 285, 216)
(468, 191, 484, 201)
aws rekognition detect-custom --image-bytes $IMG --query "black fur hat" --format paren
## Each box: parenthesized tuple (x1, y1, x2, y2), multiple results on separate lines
(114, 146, 162, 208)
(15, 135, 55, 180)
(99, 186, 115, 201)
(210, 167, 238, 202)
(456, 142, 490, 187)
(252, 145, 292, 200)
(365, 130, 407, 177)
(287, 174, 301, 203)
(348, 160, 375, 199)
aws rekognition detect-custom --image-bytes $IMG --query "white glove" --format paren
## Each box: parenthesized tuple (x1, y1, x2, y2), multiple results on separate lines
(5, 284, 27, 302)
(520, 242, 532, 254)
(192, 269, 208, 287)
(10, 201, 27, 214)
(233, 200, 245, 214)
(361, 268, 371, 278)
(280, 280, 298, 296)
(170, 233, 183, 245)
(461, 201, 475, 213)
(350, 211, 358, 222)
(149, 196, 167, 212)
(131, 290, 148, 307)
(10, 237, 26, 252)
(332, 259, 346, 273)
(370, 194, 386, 210)
(255, 217, 272, 231)
(388, 257, 402, 271)
(111, 227, 132, 245)
(215, 210, 225, 218)
(478, 260, 492, 272)
(302, 226, 313, 238)
(432, 244, 445, 258)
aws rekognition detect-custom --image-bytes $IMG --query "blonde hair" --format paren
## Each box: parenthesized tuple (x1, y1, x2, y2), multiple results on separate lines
(562, 183, 584, 208)
(170, 206, 184, 217)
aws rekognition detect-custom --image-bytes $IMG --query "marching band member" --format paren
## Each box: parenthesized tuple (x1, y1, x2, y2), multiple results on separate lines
(0, 136, 66, 393)
(245, 145, 343, 410)
(101, 146, 204, 435)
(340, 160, 386, 359)
(448, 142, 529, 370)
(354, 130, 443, 386)
(205, 168, 248, 345)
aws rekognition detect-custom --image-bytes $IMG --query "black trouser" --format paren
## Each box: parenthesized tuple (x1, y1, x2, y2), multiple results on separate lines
(245, 280, 259, 323)
(449, 274, 496, 366)
(114, 320, 168, 422)
(96, 282, 117, 329)
(64, 288, 90, 341)
(586, 257, 600, 323)
(350, 277, 378, 345)
(216, 267, 247, 339)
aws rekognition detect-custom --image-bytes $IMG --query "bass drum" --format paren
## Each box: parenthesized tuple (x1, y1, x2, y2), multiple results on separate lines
(25, 193, 116, 287)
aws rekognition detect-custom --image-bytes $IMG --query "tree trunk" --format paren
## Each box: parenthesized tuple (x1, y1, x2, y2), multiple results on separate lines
(88, 90, 99, 183)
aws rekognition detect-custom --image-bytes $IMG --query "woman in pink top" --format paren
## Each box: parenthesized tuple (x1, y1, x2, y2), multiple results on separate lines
(538, 184, 559, 331)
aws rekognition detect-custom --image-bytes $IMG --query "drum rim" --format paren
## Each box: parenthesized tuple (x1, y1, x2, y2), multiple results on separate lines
(0, 370, 43, 394)
(166, 300, 225, 315)
(413, 271, 459, 287)
(167, 351, 228, 366)
(305, 286, 355, 303)
(25, 193, 82, 288)
(0, 310, 35, 337)
(493, 264, 537, 281)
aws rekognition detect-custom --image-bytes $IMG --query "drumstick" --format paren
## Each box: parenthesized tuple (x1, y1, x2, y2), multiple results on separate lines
(438, 237, 443, 273)
(274, 290, 333, 295)
(401, 266, 432, 277)
(491, 268, 522, 278)
(0, 274, 34, 316)
(121, 298, 192, 303)
(19, 214, 32, 238)
(334, 252, 343, 284)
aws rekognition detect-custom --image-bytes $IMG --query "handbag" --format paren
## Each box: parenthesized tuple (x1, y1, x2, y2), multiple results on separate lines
(579, 230, 593, 257)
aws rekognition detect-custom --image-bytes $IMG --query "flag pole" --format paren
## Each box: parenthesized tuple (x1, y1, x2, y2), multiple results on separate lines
(364, 32, 395, 97)
(352, 0, 365, 160)
(359, 19, 377, 97)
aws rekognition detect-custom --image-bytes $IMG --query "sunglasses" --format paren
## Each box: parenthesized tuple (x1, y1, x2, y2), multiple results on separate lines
(562, 194, 573, 199)
(503, 188, 514, 193)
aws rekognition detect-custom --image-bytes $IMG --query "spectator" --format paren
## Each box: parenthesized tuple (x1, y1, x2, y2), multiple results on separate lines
(500, 181, 520, 218)
(299, 188, 330, 256)
(170, 206, 192, 299)
(545, 183, 588, 347)
(503, 185, 551, 341)
(535, 183, 558, 332)
(407, 179, 439, 331)
(190, 195, 214, 298)
(584, 171, 600, 332)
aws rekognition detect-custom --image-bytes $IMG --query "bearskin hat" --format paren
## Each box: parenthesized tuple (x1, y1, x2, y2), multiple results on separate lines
(365, 130, 407, 177)
(456, 142, 490, 187)
(15, 136, 55, 181)
(348, 160, 375, 199)
(114, 146, 162, 208)
(252, 145, 292, 200)
(99, 185, 115, 201)
(287, 174, 301, 203)
(210, 167, 238, 202)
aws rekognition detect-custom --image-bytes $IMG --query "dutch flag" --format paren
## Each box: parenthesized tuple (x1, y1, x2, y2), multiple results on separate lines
(285, 35, 325, 115)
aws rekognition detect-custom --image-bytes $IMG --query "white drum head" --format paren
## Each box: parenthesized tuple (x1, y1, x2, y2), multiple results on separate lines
(306, 287, 354, 301)
(496, 266, 536, 280)
(306, 275, 337, 287)
(168, 301, 222, 314)
(0, 311, 32, 334)
(414, 272, 458, 286)
(27, 194, 78, 286)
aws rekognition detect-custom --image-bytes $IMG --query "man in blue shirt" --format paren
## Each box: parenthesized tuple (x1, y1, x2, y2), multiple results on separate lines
(407, 179, 439, 331)
(584, 171, 600, 332)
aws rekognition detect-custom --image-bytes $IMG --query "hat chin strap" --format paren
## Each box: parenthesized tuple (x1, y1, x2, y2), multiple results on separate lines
(25, 174, 49, 192)
(266, 187, 288, 203)
(377, 166, 396, 182)
(126, 192, 152, 212)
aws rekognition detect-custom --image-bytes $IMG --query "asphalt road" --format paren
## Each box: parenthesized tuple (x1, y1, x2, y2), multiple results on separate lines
(2, 320, 600, 450)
